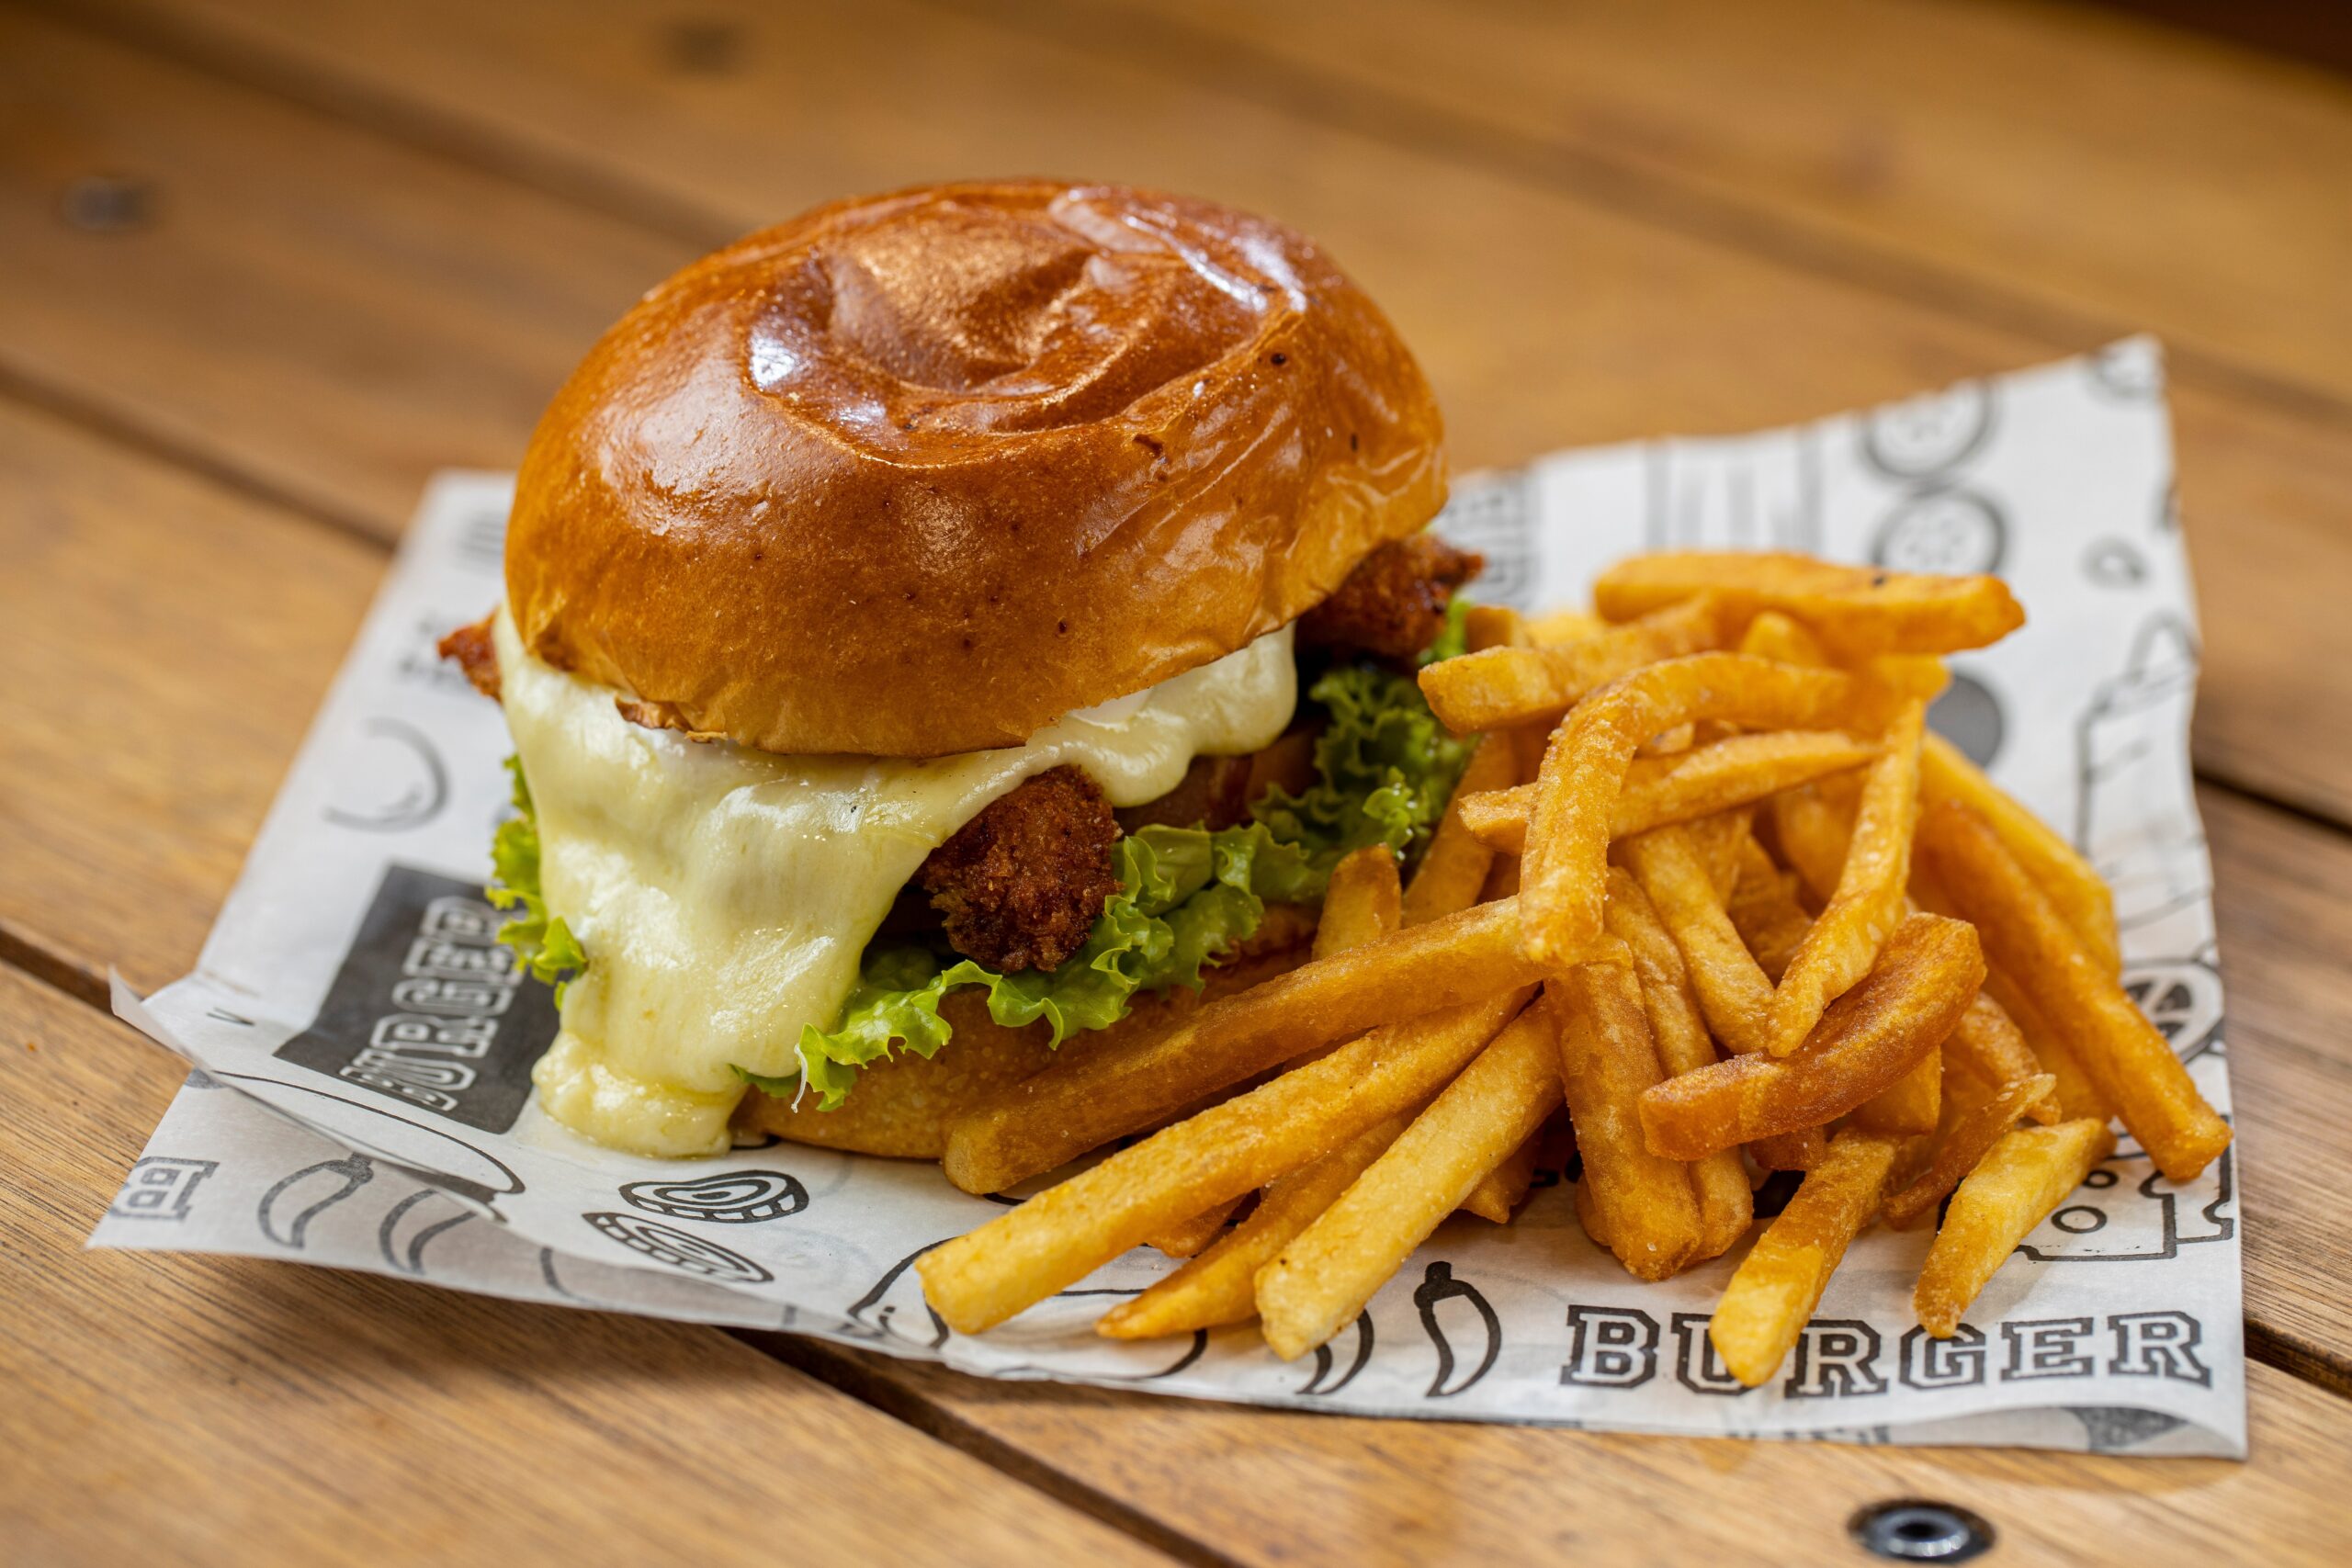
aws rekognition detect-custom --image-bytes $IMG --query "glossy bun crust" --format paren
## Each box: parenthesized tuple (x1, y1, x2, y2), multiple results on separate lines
(506, 179, 1446, 758)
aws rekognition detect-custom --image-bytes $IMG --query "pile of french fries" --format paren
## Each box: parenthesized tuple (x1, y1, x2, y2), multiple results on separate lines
(918, 551, 2231, 1388)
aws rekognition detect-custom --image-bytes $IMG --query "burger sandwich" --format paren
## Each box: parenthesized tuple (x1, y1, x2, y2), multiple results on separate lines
(439, 179, 1479, 1161)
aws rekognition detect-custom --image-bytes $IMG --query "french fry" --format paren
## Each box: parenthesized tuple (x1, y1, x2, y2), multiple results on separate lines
(1748, 1128, 1827, 1171)
(1639, 913, 1984, 1159)
(1550, 964, 1705, 1281)
(1768, 701, 1926, 1055)
(1920, 731, 2120, 976)
(1316, 845, 1402, 959)
(1727, 838, 1813, 981)
(1594, 551, 2026, 656)
(1521, 654, 1897, 964)
(1770, 783, 1855, 908)
(1709, 1128, 1904, 1387)
(1458, 1125, 1544, 1224)
(1603, 869, 1752, 1259)
(1453, 730, 1883, 856)
(1916, 1118, 2118, 1337)
(1846, 1045, 1943, 1137)
(1463, 603, 1531, 652)
(1981, 967, 2112, 1122)
(1142, 1201, 1239, 1258)
(1099, 1111, 1415, 1339)
(1526, 606, 1607, 646)
(1737, 608, 1828, 668)
(1256, 1002, 1561, 1357)
(920, 987, 1534, 1332)
(942, 897, 1566, 1193)
(1883, 1073, 2057, 1230)
(1943, 991, 2061, 1125)
(1917, 802, 2230, 1183)
(1619, 825, 1776, 1055)
(1686, 808, 1754, 906)
(1419, 596, 1733, 734)
(1401, 734, 1515, 926)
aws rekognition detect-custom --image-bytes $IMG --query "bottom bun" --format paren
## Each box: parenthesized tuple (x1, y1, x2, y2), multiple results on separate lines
(733, 927, 1313, 1161)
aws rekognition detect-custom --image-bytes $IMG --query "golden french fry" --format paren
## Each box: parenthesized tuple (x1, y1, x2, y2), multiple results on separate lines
(1619, 825, 1776, 1055)
(1686, 808, 1752, 906)
(1863, 654, 1951, 703)
(1458, 1124, 1544, 1224)
(1768, 701, 1925, 1055)
(1550, 964, 1705, 1281)
(1639, 913, 1984, 1159)
(1521, 654, 1897, 964)
(1603, 869, 1752, 1259)
(1916, 1118, 2117, 1337)
(1463, 603, 1531, 652)
(1256, 1002, 1559, 1358)
(1454, 730, 1882, 856)
(1100, 1110, 1415, 1339)
(1142, 1200, 1239, 1258)
(1917, 802, 2230, 1184)
(1748, 1127, 1827, 1171)
(1709, 1129, 1904, 1387)
(1738, 609, 1827, 667)
(1771, 783, 1856, 907)
(1920, 731, 2120, 976)
(1981, 967, 2112, 1123)
(1401, 734, 1515, 926)
(1944, 991, 2061, 1125)
(1317, 845, 1402, 960)
(1573, 1169, 1612, 1249)
(942, 897, 1566, 1193)
(1595, 551, 2026, 655)
(1883, 1073, 2057, 1230)
(921, 987, 1534, 1333)
(1419, 596, 1733, 734)
(1846, 1044, 1942, 1137)
(1526, 606, 1607, 647)
(1727, 838, 1812, 982)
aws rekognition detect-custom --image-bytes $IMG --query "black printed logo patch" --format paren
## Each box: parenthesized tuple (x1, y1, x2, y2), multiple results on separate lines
(275, 864, 558, 1133)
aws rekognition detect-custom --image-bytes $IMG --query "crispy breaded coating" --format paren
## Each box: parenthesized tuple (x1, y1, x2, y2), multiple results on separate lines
(1298, 533, 1483, 664)
(920, 765, 1121, 972)
(435, 614, 501, 701)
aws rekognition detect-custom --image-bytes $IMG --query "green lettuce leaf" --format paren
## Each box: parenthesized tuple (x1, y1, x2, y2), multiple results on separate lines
(483, 756, 586, 1005)
(1249, 654, 1476, 868)
(745, 822, 1319, 1111)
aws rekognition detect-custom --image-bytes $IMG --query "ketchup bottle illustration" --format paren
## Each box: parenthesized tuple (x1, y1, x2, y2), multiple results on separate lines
(2074, 614, 2208, 938)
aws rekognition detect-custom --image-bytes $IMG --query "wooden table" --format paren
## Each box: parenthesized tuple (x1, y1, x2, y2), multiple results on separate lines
(5, 2, 2348, 1561)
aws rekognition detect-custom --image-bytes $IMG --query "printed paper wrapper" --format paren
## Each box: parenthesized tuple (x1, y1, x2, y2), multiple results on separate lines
(93, 339, 2243, 1456)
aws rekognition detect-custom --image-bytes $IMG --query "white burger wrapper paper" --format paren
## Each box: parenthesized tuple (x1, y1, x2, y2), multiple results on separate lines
(94, 340, 2243, 1456)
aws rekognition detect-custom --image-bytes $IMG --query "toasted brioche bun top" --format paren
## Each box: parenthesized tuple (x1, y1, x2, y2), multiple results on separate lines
(504, 179, 1446, 758)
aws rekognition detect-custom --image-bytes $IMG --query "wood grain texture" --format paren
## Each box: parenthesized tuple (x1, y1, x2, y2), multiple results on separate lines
(0, 964, 1172, 1568)
(1080, 0, 2352, 414)
(0, 6, 688, 539)
(18, 0, 2352, 826)
(781, 1338, 2352, 1566)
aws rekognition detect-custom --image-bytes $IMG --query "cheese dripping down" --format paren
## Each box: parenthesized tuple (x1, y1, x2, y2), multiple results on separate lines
(492, 608, 1298, 1156)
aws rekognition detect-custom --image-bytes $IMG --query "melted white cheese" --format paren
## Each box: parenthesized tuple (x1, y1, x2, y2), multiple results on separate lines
(492, 609, 1296, 1156)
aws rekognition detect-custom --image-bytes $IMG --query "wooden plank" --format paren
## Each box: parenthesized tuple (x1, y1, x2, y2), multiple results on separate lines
(16, 1, 2352, 827)
(0, 963, 1176, 1566)
(0, 394, 2342, 1568)
(783, 1339, 2352, 1564)
(0, 6, 689, 539)
(1066, 0, 2352, 415)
